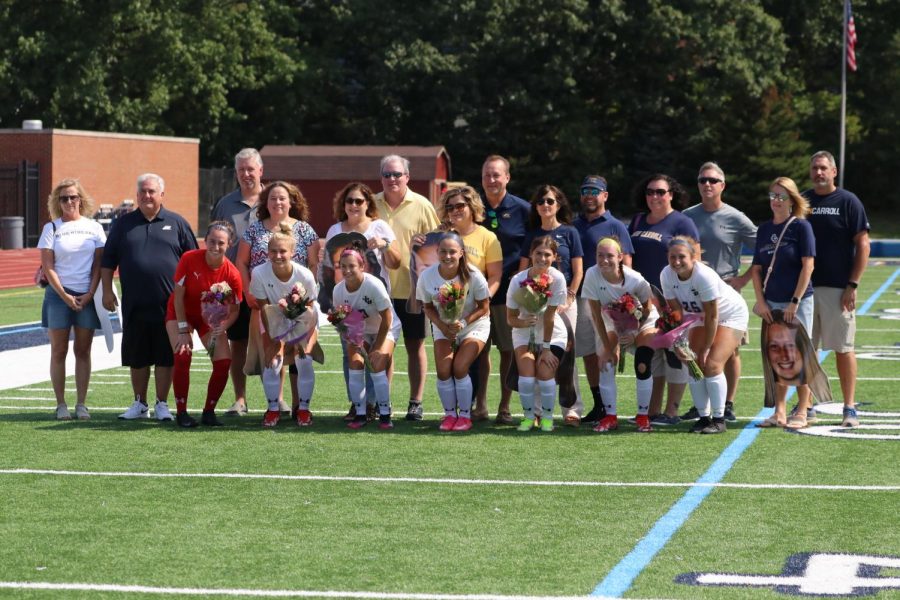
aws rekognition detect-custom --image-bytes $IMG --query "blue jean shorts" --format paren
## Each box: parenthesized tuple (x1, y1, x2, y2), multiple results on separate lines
(42, 286, 101, 330)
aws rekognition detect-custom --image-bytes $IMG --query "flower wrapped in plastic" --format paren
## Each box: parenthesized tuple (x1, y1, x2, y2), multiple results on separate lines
(511, 272, 554, 354)
(263, 282, 316, 354)
(200, 281, 234, 359)
(327, 302, 373, 371)
(648, 306, 704, 379)
(604, 292, 643, 373)
(433, 280, 467, 348)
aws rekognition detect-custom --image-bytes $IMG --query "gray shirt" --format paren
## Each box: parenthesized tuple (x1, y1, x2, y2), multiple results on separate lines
(210, 188, 258, 262)
(683, 202, 757, 279)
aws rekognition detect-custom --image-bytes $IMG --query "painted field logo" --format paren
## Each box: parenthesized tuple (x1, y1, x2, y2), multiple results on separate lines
(791, 402, 900, 441)
(676, 552, 900, 597)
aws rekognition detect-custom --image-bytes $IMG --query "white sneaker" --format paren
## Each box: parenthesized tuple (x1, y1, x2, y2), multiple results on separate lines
(278, 399, 291, 415)
(119, 400, 149, 420)
(155, 400, 173, 421)
(75, 404, 90, 420)
(56, 404, 72, 420)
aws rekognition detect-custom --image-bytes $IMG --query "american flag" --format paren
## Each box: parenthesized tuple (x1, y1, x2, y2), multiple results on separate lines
(846, 0, 857, 72)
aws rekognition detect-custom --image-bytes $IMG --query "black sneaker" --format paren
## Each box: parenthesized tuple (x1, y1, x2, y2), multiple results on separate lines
(176, 411, 198, 428)
(650, 414, 680, 426)
(201, 410, 223, 427)
(681, 406, 700, 421)
(723, 402, 736, 422)
(701, 418, 727, 434)
(405, 402, 423, 421)
(689, 416, 711, 433)
(582, 405, 606, 425)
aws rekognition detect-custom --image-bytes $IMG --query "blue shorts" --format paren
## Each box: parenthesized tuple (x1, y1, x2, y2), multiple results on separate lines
(42, 286, 101, 330)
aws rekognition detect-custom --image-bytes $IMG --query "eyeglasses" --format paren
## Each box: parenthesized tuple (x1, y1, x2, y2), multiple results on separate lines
(381, 171, 405, 179)
(697, 177, 722, 185)
(445, 202, 468, 212)
(344, 197, 366, 206)
(768, 192, 789, 202)
(59, 194, 80, 203)
(581, 187, 602, 197)
(536, 197, 557, 206)
(645, 188, 669, 197)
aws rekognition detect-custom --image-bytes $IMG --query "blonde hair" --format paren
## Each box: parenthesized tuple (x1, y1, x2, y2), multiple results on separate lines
(438, 185, 486, 224)
(667, 235, 702, 258)
(267, 223, 297, 251)
(770, 177, 811, 218)
(47, 179, 94, 220)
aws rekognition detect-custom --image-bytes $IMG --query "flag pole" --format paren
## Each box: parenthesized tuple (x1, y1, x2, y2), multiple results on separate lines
(839, 0, 848, 187)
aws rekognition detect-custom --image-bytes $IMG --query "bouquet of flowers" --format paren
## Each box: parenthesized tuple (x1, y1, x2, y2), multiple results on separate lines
(200, 281, 234, 359)
(263, 282, 316, 349)
(649, 305, 704, 379)
(604, 293, 643, 373)
(327, 302, 373, 371)
(433, 280, 467, 348)
(512, 272, 554, 354)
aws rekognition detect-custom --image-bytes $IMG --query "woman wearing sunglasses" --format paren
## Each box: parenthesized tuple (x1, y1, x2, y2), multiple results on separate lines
(628, 174, 700, 426)
(517, 185, 584, 425)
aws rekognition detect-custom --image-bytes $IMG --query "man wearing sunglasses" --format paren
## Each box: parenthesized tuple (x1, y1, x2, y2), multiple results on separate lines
(683, 162, 757, 423)
(373, 154, 440, 421)
(572, 175, 634, 424)
(803, 150, 870, 428)
(480, 155, 530, 424)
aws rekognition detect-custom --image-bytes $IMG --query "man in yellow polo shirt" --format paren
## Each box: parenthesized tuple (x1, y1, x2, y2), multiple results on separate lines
(374, 154, 440, 421)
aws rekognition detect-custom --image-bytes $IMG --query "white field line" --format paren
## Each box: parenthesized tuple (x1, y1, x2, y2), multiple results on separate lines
(0, 582, 612, 600)
(2, 468, 898, 492)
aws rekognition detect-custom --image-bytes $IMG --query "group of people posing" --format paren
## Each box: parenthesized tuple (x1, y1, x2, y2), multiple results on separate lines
(39, 149, 869, 435)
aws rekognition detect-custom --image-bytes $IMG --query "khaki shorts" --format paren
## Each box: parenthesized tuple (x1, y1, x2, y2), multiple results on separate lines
(651, 348, 690, 384)
(490, 304, 515, 353)
(812, 287, 855, 353)
(574, 297, 597, 357)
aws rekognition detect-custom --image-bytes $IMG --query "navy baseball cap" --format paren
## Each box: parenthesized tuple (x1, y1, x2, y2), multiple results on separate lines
(581, 176, 607, 191)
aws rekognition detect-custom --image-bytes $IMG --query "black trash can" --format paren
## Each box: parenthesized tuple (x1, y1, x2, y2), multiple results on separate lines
(0, 216, 24, 249)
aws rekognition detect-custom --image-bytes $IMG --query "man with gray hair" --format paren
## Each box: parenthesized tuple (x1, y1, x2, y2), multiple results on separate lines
(210, 148, 265, 416)
(682, 161, 756, 423)
(373, 154, 440, 420)
(102, 173, 198, 420)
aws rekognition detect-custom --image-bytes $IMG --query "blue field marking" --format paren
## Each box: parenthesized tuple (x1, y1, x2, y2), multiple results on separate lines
(591, 268, 900, 598)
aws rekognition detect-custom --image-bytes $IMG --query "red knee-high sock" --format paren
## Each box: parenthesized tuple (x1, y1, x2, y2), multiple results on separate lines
(204, 358, 232, 411)
(173, 351, 192, 414)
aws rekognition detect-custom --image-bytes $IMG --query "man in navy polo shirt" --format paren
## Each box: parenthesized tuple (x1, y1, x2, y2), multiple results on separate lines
(102, 173, 198, 421)
(572, 175, 634, 423)
(803, 150, 870, 427)
(480, 155, 531, 424)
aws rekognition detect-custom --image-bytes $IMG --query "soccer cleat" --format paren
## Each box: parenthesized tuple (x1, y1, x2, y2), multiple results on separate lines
(593, 415, 619, 432)
(517, 418, 536, 432)
(723, 402, 736, 422)
(343, 405, 356, 421)
(347, 416, 367, 429)
(201, 410, 224, 427)
(378, 414, 393, 430)
(405, 402, 423, 421)
(700, 418, 727, 434)
(690, 416, 712, 433)
(176, 411, 198, 428)
(582, 405, 606, 425)
(540, 416, 554, 432)
(366, 404, 378, 422)
(119, 400, 149, 420)
(452, 417, 473, 432)
(262, 410, 281, 428)
(296, 409, 312, 427)
(650, 414, 679, 426)
(224, 400, 248, 416)
(74, 404, 90, 420)
(154, 401, 173, 422)
(439, 415, 458, 431)
(680, 406, 700, 421)
(635, 414, 653, 433)
(841, 406, 860, 427)
(56, 404, 72, 420)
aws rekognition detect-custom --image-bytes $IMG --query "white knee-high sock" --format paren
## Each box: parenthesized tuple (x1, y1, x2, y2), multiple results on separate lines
(348, 369, 366, 416)
(454, 375, 473, 418)
(437, 378, 457, 416)
(262, 366, 282, 412)
(518, 376, 536, 419)
(294, 355, 315, 410)
(688, 379, 711, 417)
(636, 377, 652, 416)
(371, 370, 391, 415)
(599, 366, 618, 415)
(706, 373, 727, 418)
(539, 378, 556, 418)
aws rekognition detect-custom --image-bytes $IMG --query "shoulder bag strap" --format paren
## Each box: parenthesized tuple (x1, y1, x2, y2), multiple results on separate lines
(762, 216, 796, 293)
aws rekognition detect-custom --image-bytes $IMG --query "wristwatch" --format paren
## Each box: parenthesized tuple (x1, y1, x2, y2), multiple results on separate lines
(542, 341, 551, 350)
(790, 296, 800, 305)
(459, 319, 467, 329)
(177, 320, 189, 333)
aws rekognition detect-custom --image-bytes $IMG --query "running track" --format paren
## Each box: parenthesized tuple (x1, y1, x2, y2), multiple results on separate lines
(0, 249, 41, 289)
